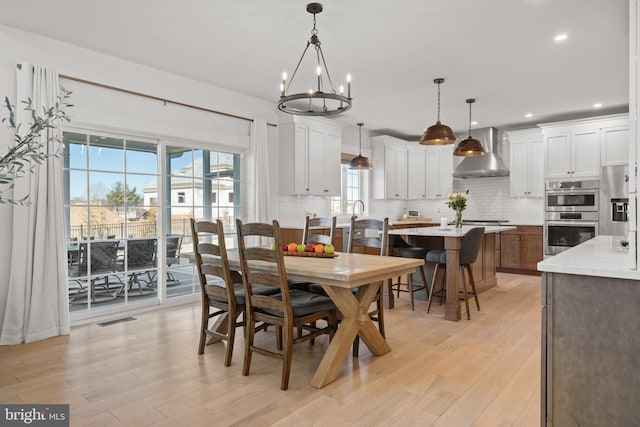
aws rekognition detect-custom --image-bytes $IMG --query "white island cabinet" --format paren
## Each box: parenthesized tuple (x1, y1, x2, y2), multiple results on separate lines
(279, 116, 342, 196)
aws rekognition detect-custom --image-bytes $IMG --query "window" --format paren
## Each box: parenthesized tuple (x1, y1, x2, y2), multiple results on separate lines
(228, 192, 234, 203)
(331, 164, 368, 215)
(177, 192, 185, 203)
(211, 192, 217, 203)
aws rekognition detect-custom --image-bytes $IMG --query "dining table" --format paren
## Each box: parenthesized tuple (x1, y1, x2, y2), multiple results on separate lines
(388, 225, 515, 322)
(211, 249, 424, 388)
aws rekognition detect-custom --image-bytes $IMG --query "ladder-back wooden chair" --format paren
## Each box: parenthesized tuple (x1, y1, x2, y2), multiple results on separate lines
(236, 219, 337, 390)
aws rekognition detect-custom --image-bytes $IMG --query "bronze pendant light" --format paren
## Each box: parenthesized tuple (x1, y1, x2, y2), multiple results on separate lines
(453, 99, 487, 157)
(419, 78, 456, 145)
(349, 123, 372, 169)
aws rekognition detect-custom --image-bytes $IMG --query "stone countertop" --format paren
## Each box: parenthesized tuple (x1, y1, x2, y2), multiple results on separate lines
(537, 235, 639, 280)
(388, 225, 516, 236)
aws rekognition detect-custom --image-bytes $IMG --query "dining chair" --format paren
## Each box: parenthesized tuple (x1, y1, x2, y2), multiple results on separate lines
(236, 219, 337, 390)
(426, 227, 485, 320)
(191, 218, 278, 366)
(290, 215, 337, 292)
(68, 241, 123, 303)
(122, 238, 158, 295)
(165, 235, 183, 284)
(347, 216, 389, 357)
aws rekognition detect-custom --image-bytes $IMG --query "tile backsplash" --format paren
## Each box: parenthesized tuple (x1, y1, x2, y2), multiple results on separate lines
(278, 176, 544, 227)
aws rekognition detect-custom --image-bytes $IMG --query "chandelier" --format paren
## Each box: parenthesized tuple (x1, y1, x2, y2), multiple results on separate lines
(277, 3, 352, 116)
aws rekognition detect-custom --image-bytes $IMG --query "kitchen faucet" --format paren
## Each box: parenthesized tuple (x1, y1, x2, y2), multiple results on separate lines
(352, 200, 365, 219)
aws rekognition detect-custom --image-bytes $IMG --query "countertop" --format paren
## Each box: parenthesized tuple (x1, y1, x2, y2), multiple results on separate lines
(388, 225, 516, 236)
(537, 235, 639, 280)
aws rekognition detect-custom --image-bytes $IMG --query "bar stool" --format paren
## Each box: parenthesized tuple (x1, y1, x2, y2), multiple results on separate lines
(426, 227, 485, 320)
(389, 235, 428, 310)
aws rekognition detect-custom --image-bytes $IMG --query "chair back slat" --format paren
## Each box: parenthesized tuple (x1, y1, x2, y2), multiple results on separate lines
(126, 239, 157, 270)
(77, 241, 120, 275)
(302, 216, 336, 246)
(198, 242, 222, 257)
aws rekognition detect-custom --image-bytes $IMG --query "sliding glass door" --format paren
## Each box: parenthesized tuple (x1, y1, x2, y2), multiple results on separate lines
(63, 129, 242, 318)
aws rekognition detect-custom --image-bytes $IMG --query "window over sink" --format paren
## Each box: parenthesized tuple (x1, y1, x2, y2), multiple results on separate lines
(331, 163, 369, 216)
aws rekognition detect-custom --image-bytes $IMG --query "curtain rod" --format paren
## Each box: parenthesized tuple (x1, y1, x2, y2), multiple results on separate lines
(16, 64, 277, 127)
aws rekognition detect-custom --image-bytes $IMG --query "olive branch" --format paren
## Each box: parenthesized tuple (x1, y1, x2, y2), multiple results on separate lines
(0, 88, 72, 204)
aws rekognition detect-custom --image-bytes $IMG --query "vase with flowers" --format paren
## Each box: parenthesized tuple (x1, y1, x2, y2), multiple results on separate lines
(447, 191, 469, 230)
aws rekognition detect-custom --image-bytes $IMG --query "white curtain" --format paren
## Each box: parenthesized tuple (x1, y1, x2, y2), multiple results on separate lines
(0, 64, 70, 344)
(246, 119, 271, 241)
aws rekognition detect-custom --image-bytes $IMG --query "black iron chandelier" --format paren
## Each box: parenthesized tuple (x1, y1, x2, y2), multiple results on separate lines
(277, 3, 352, 116)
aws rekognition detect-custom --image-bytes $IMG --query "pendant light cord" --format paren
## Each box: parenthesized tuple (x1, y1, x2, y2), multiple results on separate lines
(437, 82, 441, 122)
(358, 123, 363, 154)
(468, 101, 473, 137)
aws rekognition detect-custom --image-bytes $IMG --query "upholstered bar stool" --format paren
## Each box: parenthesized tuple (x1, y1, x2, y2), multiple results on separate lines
(426, 227, 485, 320)
(389, 235, 428, 310)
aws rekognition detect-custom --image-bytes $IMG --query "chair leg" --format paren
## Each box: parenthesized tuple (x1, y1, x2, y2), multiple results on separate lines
(460, 266, 471, 320)
(426, 264, 440, 313)
(418, 265, 429, 301)
(225, 309, 238, 367)
(242, 311, 255, 377)
(408, 273, 415, 311)
(198, 301, 209, 354)
(352, 336, 360, 357)
(396, 276, 401, 298)
(377, 292, 385, 338)
(466, 265, 481, 311)
(438, 266, 446, 305)
(276, 325, 283, 351)
(281, 324, 294, 391)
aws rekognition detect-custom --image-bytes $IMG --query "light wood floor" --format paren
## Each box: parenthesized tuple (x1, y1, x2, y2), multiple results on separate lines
(0, 273, 541, 426)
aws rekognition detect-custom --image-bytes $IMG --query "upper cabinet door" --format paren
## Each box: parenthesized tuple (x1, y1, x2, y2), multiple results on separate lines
(438, 145, 454, 197)
(544, 132, 572, 178)
(510, 138, 529, 197)
(508, 128, 543, 198)
(601, 125, 630, 166)
(407, 148, 426, 199)
(293, 122, 309, 194)
(571, 128, 600, 178)
(424, 148, 440, 199)
(528, 138, 544, 197)
(307, 127, 326, 195)
(323, 130, 341, 195)
(394, 147, 408, 199)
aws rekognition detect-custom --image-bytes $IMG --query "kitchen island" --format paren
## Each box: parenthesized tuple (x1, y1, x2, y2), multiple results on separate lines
(537, 236, 640, 426)
(390, 225, 515, 321)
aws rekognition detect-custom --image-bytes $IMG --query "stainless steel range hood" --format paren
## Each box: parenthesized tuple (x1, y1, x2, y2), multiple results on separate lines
(452, 127, 509, 178)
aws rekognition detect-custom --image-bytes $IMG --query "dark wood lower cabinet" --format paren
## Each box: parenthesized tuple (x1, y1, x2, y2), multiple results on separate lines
(498, 226, 543, 275)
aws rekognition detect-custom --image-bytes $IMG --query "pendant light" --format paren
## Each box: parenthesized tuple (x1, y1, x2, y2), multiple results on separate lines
(453, 99, 487, 157)
(349, 123, 372, 169)
(419, 78, 457, 145)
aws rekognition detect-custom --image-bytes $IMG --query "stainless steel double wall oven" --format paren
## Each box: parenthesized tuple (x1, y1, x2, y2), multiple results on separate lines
(544, 180, 599, 255)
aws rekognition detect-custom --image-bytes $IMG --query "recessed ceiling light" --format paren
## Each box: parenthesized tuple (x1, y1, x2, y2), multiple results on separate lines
(525, 113, 533, 118)
(554, 33, 568, 42)
(471, 121, 478, 125)
(593, 103, 603, 108)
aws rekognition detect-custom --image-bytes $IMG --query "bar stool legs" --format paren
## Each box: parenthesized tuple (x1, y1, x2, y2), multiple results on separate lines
(427, 263, 480, 319)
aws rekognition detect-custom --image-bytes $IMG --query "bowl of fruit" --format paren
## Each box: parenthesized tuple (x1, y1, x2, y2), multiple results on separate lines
(276, 242, 337, 258)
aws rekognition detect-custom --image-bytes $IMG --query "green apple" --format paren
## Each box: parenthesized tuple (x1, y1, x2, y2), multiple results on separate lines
(324, 244, 335, 254)
(271, 242, 276, 251)
(296, 243, 306, 252)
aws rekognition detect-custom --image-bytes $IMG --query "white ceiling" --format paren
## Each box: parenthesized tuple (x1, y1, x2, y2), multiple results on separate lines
(0, 0, 630, 139)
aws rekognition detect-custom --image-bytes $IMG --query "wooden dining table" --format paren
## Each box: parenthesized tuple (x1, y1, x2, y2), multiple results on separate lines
(219, 249, 424, 388)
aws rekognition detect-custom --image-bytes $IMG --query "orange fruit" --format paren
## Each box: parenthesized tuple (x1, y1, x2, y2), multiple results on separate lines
(314, 244, 324, 253)
(287, 242, 298, 252)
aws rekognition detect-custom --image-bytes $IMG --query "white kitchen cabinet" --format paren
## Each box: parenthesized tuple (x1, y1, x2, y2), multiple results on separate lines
(371, 135, 408, 200)
(541, 114, 628, 179)
(406, 147, 426, 199)
(506, 128, 543, 197)
(424, 145, 453, 199)
(279, 116, 341, 196)
(600, 121, 630, 166)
